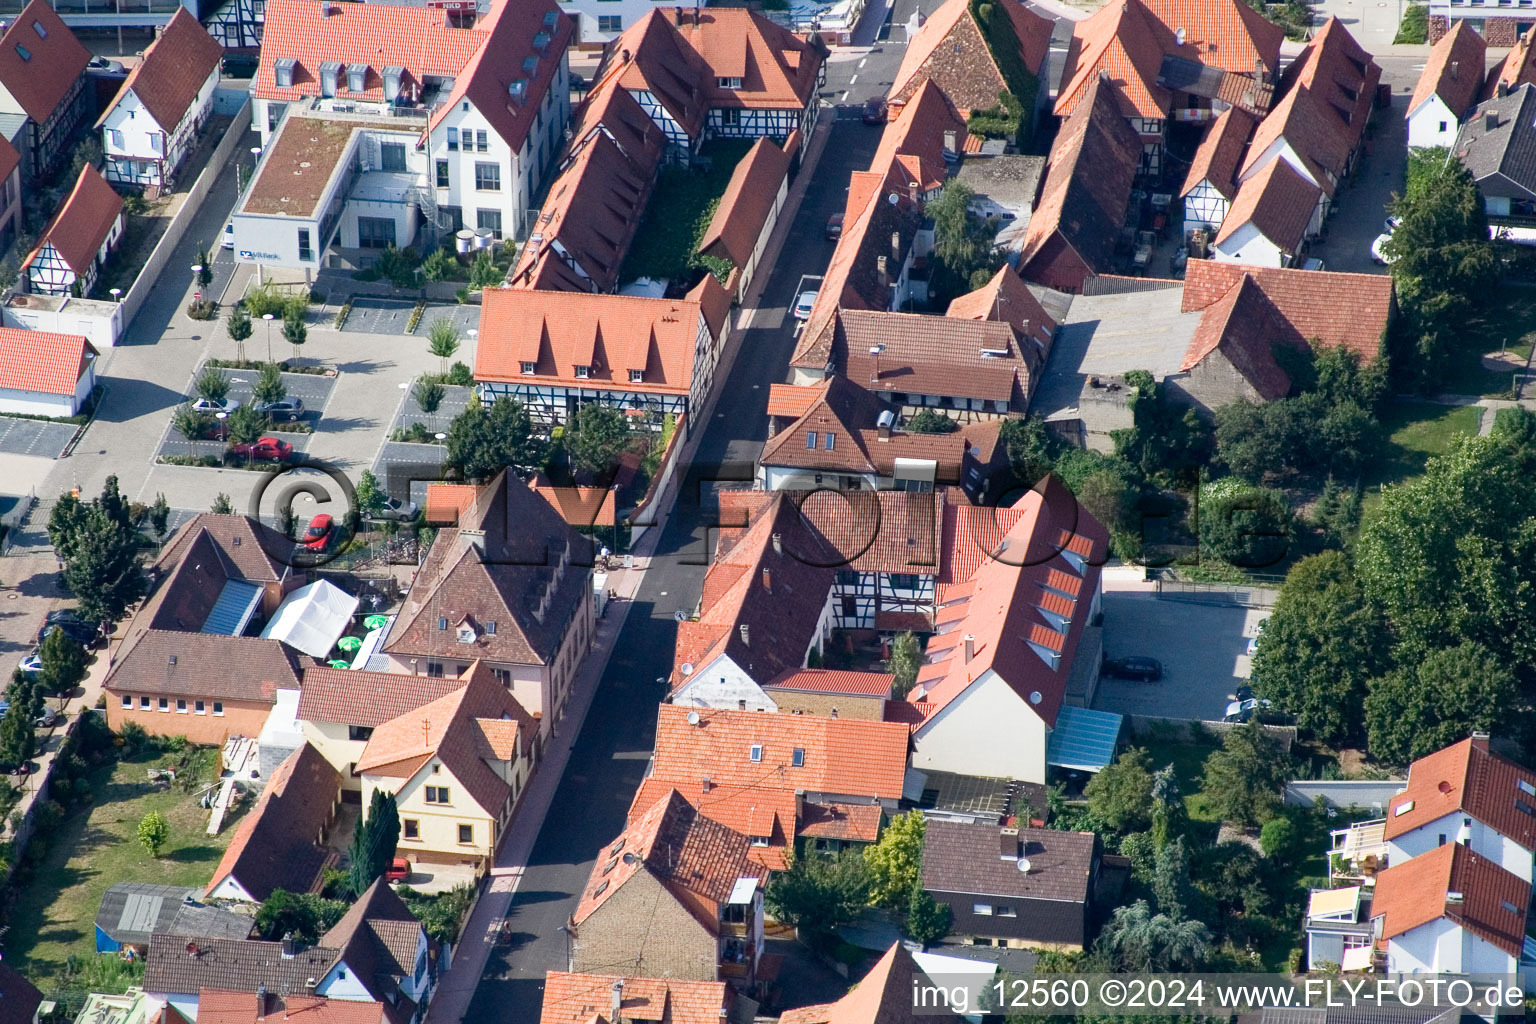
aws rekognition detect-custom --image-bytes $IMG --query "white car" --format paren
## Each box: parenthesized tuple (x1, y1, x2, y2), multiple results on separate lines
(1246, 636, 1260, 656)
(792, 291, 817, 321)
(1370, 232, 1395, 266)
(1223, 697, 1272, 722)
(1383, 215, 1402, 235)
(222, 222, 235, 249)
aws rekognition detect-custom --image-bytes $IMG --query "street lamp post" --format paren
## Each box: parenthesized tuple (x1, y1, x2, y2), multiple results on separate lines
(216, 410, 228, 464)
(108, 287, 121, 303)
(262, 312, 275, 364)
(190, 264, 204, 306)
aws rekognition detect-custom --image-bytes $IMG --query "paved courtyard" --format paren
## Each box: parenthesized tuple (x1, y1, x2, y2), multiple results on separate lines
(0, 419, 79, 459)
(340, 299, 479, 337)
(372, 442, 448, 505)
(1091, 592, 1271, 722)
(391, 383, 474, 436)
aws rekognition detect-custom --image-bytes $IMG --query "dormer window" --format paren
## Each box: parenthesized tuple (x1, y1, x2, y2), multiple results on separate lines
(275, 58, 297, 88)
(750, 835, 769, 847)
(749, 743, 763, 763)
(575, 364, 590, 378)
(629, 369, 643, 383)
(521, 361, 536, 375)
(347, 63, 368, 93)
(320, 61, 341, 97)
(456, 623, 477, 644)
(383, 65, 404, 102)
(717, 77, 742, 89)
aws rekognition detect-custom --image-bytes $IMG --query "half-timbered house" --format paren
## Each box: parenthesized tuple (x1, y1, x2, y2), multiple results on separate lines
(0, 0, 90, 187)
(1180, 107, 1255, 232)
(23, 165, 124, 297)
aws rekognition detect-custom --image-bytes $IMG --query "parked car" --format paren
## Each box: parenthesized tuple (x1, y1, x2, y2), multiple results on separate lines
(1246, 635, 1260, 656)
(1383, 215, 1402, 235)
(1223, 697, 1272, 723)
(192, 396, 240, 415)
(38, 617, 97, 647)
(36, 707, 57, 728)
(1230, 684, 1255, 703)
(230, 436, 294, 461)
(373, 496, 419, 522)
(17, 651, 41, 677)
(303, 513, 335, 552)
(253, 398, 305, 421)
(1370, 233, 1396, 266)
(220, 51, 260, 77)
(222, 222, 235, 250)
(825, 212, 844, 240)
(1102, 656, 1162, 681)
(385, 857, 411, 883)
(793, 291, 817, 320)
(87, 56, 125, 73)
(862, 97, 887, 125)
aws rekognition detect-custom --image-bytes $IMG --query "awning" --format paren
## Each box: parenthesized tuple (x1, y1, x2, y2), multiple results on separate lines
(1046, 706, 1124, 772)
(1341, 945, 1374, 972)
(201, 579, 263, 636)
(1307, 886, 1361, 920)
(259, 579, 359, 658)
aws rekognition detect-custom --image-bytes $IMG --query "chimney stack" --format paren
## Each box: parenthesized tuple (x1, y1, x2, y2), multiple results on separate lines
(611, 978, 625, 1023)
(1486, 110, 1500, 131)
(1498, 80, 1510, 98)
(908, 180, 919, 203)
(876, 254, 889, 287)
(281, 933, 296, 958)
(1451, 60, 1459, 81)
(999, 826, 1021, 860)
(772, 532, 782, 555)
(739, 624, 749, 645)
(891, 231, 901, 263)
(761, 567, 772, 592)
(943, 129, 957, 155)
(964, 634, 975, 664)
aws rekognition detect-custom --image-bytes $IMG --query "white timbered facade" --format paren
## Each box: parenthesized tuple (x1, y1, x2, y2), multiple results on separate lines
(831, 570, 937, 630)
(1182, 178, 1231, 233)
(205, 0, 265, 50)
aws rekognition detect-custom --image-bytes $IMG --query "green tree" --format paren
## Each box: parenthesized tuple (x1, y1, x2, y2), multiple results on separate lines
(1149, 764, 1186, 850)
(1196, 480, 1293, 569)
(194, 247, 212, 288)
(564, 403, 631, 479)
(253, 363, 286, 405)
(48, 477, 145, 627)
(137, 810, 169, 857)
(37, 627, 86, 698)
(998, 417, 1055, 487)
(764, 848, 870, 939)
(1251, 551, 1389, 746)
(224, 403, 267, 445)
(886, 631, 921, 699)
(148, 493, 170, 539)
(427, 320, 460, 375)
(903, 884, 952, 948)
(925, 182, 1003, 306)
(1116, 371, 1211, 484)
(195, 367, 230, 403)
(0, 676, 36, 769)
(1365, 642, 1522, 763)
(1072, 465, 1141, 544)
(468, 249, 501, 288)
(171, 402, 212, 441)
(863, 810, 925, 908)
(348, 789, 401, 897)
(253, 890, 349, 944)
(421, 247, 453, 283)
(1084, 747, 1154, 833)
(356, 469, 386, 520)
(414, 379, 446, 415)
(445, 397, 546, 481)
(1215, 399, 1311, 483)
(1259, 816, 1300, 864)
(282, 311, 307, 363)
(1201, 719, 1292, 826)
(1151, 836, 1202, 922)
(1095, 900, 1210, 972)
(905, 409, 958, 434)
(211, 493, 233, 514)
(226, 305, 253, 350)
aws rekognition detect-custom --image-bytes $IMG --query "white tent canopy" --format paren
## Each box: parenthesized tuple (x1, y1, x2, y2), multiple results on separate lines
(259, 579, 359, 658)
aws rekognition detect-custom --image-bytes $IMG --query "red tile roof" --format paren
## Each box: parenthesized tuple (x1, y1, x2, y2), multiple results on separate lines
(297, 666, 466, 729)
(764, 669, 895, 696)
(778, 944, 925, 1024)
(872, 80, 967, 197)
(256, 0, 486, 105)
(1055, 0, 1169, 120)
(1372, 841, 1530, 957)
(0, 327, 94, 396)
(908, 478, 1106, 730)
(715, 487, 947, 579)
(574, 787, 764, 928)
(100, 9, 220, 133)
(1179, 272, 1294, 400)
(423, 483, 479, 525)
(1180, 106, 1255, 200)
(540, 973, 739, 1024)
(945, 266, 1058, 349)
(205, 743, 341, 902)
(1280, 17, 1380, 158)
(478, 288, 709, 396)
(26, 164, 123, 277)
(940, 501, 1028, 586)
(797, 801, 883, 841)
(1384, 737, 1536, 850)
(891, 0, 1051, 116)
(1489, 27, 1536, 98)
(838, 309, 1029, 405)
(198, 992, 388, 1024)
(1410, 19, 1486, 120)
(698, 137, 792, 268)
(1241, 84, 1352, 193)
(766, 382, 827, 420)
(529, 475, 618, 531)
(1181, 260, 1392, 365)
(0, 0, 88, 125)
(1213, 155, 1320, 252)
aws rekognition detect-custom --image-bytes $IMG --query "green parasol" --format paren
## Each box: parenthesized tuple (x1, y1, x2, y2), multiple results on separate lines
(364, 614, 389, 631)
(328, 659, 351, 668)
(336, 636, 364, 652)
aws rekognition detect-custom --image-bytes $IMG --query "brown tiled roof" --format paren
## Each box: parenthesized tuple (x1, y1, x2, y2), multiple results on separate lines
(923, 820, 1095, 901)
(256, 0, 485, 105)
(767, 383, 827, 420)
(714, 488, 946, 579)
(946, 266, 1058, 351)
(891, 0, 1050, 115)
(0, 327, 94, 395)
(146, 936, 341, 998)
(1490, 28, 1536, 98)
(104, 632, 300, 702)
(530, 475, 619, 531)
(872, 80, 968, 196)
(1214, 155, 1319, 253)
(198, 992, 388, 1024)
(297, 667, 465, 729)
(758, 374, 883, 475)
(574, 788, 764, 929)
(1372, 841, 1530, 956)
(0, 0, 88, 125)
(0, 965, 42, 1024)
(1181, 260, 1392, 365)
(1179, 273, 1296, 400)
(797, 801, 883, 841)
(204, 743, 340, 902)
(1022, 78, 1143, 282)
(837, 309, 1029, 405)
(155, 513, 291, 583)
(1279, 17, 1380, 157)
(698, 137, 792, 267)
(357, 663, 532, 816)
(319, 879, 423, 1003)
(778, 944, 925, 1024)
(383, 472, 592, 667)
(540, 973, 742, 1024)
(603, 11, 708, 137)
(1180, 107, 1255, 200)
(425, 0, 574, 152)
(1410, 20, 1485, 120)
(764, 669, 895, 697)
(1241, 84, 1351, 193)
(1055, 0, 1169, 119)
(26, 164, 123, 277)
(0, 134, 19, 186)
(99, 9, 220, 133)
(478, 288, 706, 396)
(1384, 737, 1536, 849)
(909, 478, 1106, 729)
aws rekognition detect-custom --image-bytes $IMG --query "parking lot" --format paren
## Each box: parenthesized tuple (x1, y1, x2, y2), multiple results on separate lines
(0, 419, 78, 459)
(1092, 592, 1271, 722)
(341, 299, 479, 337)
(391, 382, 473, 436)
(372, 441, 447, 505)
(154, 367, 336, 461)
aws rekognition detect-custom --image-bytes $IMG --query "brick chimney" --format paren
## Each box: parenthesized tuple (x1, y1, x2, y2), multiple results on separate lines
(964, 634, 975, 663)
(999, 826, 1021, 860)
(761, 567, 772, 592)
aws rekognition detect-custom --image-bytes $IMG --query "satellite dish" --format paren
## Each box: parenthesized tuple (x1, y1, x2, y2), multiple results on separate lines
(681, 662, 694, 677)
(887, 193, 899, 205)
(1017, 856, 1032, 873)
(621, 852, 639, 866)
(686, 711, 701, 726)
(1029, 691, 1043, 705)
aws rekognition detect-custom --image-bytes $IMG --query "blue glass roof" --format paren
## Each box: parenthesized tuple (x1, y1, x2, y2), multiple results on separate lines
(201, 579, 263, 636)
(1046, 705, 1124, 772)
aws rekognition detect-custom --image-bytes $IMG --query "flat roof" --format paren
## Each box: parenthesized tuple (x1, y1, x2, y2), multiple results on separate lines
(242, 116, 357, 218)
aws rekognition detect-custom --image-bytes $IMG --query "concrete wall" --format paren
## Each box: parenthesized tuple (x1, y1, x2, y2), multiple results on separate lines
(1283, 779, 1404, 812)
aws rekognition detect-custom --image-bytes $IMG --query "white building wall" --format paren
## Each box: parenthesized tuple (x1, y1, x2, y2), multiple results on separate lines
(911, 670, 1050, 783)
(672, 654, 777, 711)
(101, 66, 220, 186)
(1239, 137, 1335, 193)
(1387, 815, 1535, 881)
(1386, 918, 1518, 976)
(0, 382, 81, 418)
(1407, 95, 1459, 149)
(1212, 222, 1285, 267)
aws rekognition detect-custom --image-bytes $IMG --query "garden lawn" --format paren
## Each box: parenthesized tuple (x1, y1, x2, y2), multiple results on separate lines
(1439, 287, 1536, 397)
(619, 140, 755, 284)
(1361, 401, 1481, 515)
(1137, 735, 1222, 833)
(8, 745, 237, 986)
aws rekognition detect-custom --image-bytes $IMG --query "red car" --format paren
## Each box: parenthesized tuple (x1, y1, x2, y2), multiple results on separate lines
(303, 513, 334, 551)
(230, 436, 294, 461)
(385, 857, 411, 883)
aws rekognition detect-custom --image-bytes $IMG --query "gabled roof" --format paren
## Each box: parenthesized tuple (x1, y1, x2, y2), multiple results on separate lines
(99, 9, 220, 133)
(1279, 18, 1379, 156)
(1214, 155, 1320, 253)
(1178, 272, 1298, 400)
(1241, 82, 1353, 192)
(1489, 27, 1536, 99)
(0, 965, 42, 1024)
(1022, 77, 1143, 281)
(1055, 0, 1169, 119)
(1455, 84, 1536, 199)
(1180, 260, 1392, 365)
(1372, 840, 1530, 957)
(1384, 736, 1536, 849)
(155, 512, 291, 583)
(383, 471, 592, 666)
(147, 936, 341, 1000)
(204, 743, 341, 902)
(197, 992, 389, 1024)
(256, 0, 486, 105)
(838, 309, 1031, 405)
(1409, 19, 1485, 120)
(698, 137, 793, 267)
(25, 164, 123, 277)
(604, 11, 709, 138)
(946, 266, 1058, 343)
(1180, 106, 1255, 200)
(764, 669, 895, 697)
(778, 944, 928, 1024)
(477, 288, 707, 395)
(0, 327, 94, 395)
(0, 0, 88, 125)
(104, 632, 301, 702)
(574, 788, 765, 929)
(357, 663, 533, 815)
(425, 0, 573, 152)
(297, 667, 465, 729)
(540, 973, 748, 1024)
(909, 478, 1107, 730)
(923, 821, 1095, 902)
(872, 80, 968, 196)
(319, 879, 423, 1003)
(890, 0, 1051, 115)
